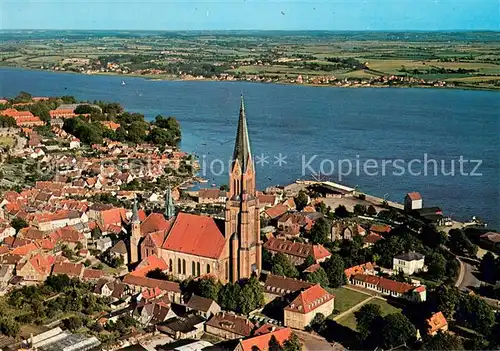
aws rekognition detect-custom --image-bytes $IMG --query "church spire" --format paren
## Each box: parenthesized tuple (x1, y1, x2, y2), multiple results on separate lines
(131, 197, 139, 223)
(232, 95, 252, 172)
(164, 186, 175, 219)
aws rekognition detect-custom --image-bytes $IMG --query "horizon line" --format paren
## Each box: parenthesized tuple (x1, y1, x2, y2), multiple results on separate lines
(1, 28, 499, 33)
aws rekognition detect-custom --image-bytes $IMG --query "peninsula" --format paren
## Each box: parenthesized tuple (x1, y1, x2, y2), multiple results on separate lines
(0, 30, 499, 91)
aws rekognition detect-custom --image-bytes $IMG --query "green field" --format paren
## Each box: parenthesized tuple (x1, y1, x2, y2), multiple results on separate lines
(0, 136, 15, 148)
(0, 30, 498, 90)
(328, 287, 371, 313)
(336, 298, 402, 331)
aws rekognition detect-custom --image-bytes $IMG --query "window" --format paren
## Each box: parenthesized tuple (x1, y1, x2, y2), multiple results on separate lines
(178, 258, 181, 274)
(225, 261, 229, 280)
(183, 259, 186, 275)
(169, 259, 173, 272)
(207, 264, 210, 274)
(197, 262, 201, 276)
(192, 262, 196, 276)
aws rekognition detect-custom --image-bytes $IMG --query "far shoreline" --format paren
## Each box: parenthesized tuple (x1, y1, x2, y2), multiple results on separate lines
(1, 65, 498, 93)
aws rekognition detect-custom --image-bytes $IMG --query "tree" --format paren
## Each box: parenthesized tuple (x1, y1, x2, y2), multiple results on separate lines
(480, 252, 498, 283)
(334, 205, 349, 218)
(91, 227, 102, 240)
(366, 205, 377, 216)
(322, 254, 347, 288)
(425, 252, 446, 280)
(353, 204, 366, 216)
(303, 255, 315, 268)
(74, 104, 97, 114)
(0, 317, 20, 337)
(10, 217, 28, 232)
(421, 224, 447, 249)
(218, 282, 241, 312)
(146, 268, 169, 280)
(63, 316, 83, 331)
(309, 313, 326, 332)
(269, 335, 283, 351)
(197, 277, 221, 301)
(423, 331, 464, 350)
(309, 217, 330, 244)
(219, 184, 229, 191)
(294, 190, 309, 211)
(283, 333, 302, 351)
(435, 285, 461, 319)
(305, 267, 330, 287)
(379, 313, 416, 349)
(355, 303, 382, 341)
(456, 294, 495, 334)
(271, 253, 299, 278)
(448, 228, 477, 256)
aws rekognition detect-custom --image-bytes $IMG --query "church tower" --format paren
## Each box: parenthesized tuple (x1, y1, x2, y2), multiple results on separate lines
(130, 198, 141, 263)
(225, 95, 262, 282)
(164, 186, 175, 220)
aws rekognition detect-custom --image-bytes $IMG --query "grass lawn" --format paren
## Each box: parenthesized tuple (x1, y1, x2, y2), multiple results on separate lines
(0, 136, 15, 148)
(328, 287, 371, 313)
(337, 298, 402, 331)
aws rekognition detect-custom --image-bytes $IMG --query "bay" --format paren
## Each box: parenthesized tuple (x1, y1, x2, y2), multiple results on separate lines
(0, 67, 498, 228)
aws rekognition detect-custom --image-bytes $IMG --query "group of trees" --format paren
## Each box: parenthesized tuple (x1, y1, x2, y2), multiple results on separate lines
(448, 228, 477, 256)
(355, 303, 417, 349)
(0, 115, 16, 128)
(432, 285, 498, 347)
(4, 275, 109, 334)
(61, 106, 182, 147)
(181, 276, 264, 315)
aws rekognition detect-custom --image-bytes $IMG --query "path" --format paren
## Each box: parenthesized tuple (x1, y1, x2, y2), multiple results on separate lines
(333, 296, 375, 321)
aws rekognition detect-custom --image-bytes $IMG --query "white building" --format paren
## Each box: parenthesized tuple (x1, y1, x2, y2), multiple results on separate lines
(404, 192, 423, 211)
(393, 252, 425, 275)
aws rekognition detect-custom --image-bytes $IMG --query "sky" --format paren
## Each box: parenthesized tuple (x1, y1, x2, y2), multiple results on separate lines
(0, 0, 498, 31)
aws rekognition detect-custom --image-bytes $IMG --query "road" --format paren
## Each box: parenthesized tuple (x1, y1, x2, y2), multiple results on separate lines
(455, 257, 481, 291)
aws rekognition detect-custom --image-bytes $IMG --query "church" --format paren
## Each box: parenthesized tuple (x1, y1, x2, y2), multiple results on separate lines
(130, 96, 262, 283)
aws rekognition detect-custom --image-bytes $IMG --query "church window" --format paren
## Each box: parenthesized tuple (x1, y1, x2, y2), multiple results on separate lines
(197, 262, 201, 276)
(207, 264, 210, 274)
(182, 259, 186, 275)
(192, 262, 196, 276)
(177, 259, 181, 274)
(225, 261, 228, 280)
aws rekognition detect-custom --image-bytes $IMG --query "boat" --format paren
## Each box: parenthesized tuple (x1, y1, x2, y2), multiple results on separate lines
(121, 81, 126, 86)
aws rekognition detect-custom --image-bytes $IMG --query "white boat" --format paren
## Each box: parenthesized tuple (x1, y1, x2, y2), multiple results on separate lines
(121, 81, 126, 86)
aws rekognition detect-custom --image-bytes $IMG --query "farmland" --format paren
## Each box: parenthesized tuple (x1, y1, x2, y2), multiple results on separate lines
(0, 30, 499, 90)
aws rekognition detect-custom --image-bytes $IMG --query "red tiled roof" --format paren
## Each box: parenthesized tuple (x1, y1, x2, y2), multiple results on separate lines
(407, 192, 422, 201)
(101, 207, 127, 226)
(141, 213, 172, 236)
(427, 312, 447, 334)
(122, 274, 181, 293)
(27, 253, 56, 275)
(352, 274, 415, 294)
(254, 323, 283, 336)
(132, 255, 169, 277)
(239, 327, 292, 351)
(303, 263, 321, 274)
(364, 233, 384, 244)
(206, 313, 254, 337)
(263, 237, 331, 261)
(162, 213, 226, 259)
(11, 242, 38, 256)
(83, 269, 104, 280)
(52, 262, 84, 277)
(344, 262, 375, 279)
(285, 284, 334, 314)
(369, 224, 391, 234)
(264, 204, 288, 219)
